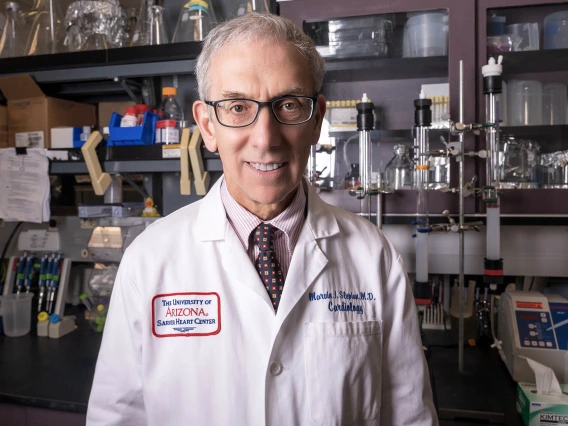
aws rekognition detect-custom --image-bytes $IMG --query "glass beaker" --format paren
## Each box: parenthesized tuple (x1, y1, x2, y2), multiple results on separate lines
(173, 0, 217, 43)
(385, 144, 415, 190)
(23, 0, 65, 55)
(0, 2, 26, 58)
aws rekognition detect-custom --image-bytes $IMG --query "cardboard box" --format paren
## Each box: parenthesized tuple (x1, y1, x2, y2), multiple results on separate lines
(517, 382, 568, 425)
(0, 106, 8, 148)
(98, 101, 135, 129)
(0, 75, 96, 148)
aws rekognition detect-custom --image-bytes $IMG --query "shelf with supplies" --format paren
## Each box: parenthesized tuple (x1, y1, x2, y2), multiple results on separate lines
(324, 56, 449, 83)
(48, 144, 222, 175)
(0, 42, 202, 83)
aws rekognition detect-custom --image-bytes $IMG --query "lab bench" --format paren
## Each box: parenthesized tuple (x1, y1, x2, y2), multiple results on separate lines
(0, 305, 523, 426)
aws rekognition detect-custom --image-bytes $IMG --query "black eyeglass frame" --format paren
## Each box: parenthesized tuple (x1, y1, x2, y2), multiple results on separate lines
(204, 95, 320, 128)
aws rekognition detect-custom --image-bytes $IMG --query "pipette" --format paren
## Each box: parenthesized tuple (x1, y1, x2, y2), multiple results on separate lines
(24, 253, 35, 293)
(15, 253, 27, 294)
(44, 254, 56, 313)
(38, 254, 49, 312)
(47, 254, 62, 314)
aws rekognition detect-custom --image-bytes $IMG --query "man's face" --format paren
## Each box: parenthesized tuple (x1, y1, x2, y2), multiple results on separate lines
(193, 39, 326, 219)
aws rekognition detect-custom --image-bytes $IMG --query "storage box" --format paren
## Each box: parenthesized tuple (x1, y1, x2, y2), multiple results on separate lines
(98, 101, 135, 129)
(517, 382, 568, 426)
(51, 127, 83, 149)
(0, 106, 8, 148)
(0, 75, 96, 148)
(107, 111, 158, 146)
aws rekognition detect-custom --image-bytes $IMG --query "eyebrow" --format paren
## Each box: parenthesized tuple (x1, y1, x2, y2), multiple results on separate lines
(220, 87, 310, 99)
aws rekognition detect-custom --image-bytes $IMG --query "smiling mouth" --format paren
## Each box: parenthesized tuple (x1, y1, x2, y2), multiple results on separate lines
(248, 162, 285, 171)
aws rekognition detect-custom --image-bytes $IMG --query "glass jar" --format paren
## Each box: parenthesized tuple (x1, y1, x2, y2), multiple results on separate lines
(500, 135, 540, 183)
(385, 144, 415, 190)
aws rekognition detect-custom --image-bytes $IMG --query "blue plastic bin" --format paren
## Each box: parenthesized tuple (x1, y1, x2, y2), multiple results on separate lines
(107, 111, 158, 146)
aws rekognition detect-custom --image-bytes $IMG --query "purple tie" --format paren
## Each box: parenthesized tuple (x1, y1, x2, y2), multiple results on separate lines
(254, 223, 284, 311)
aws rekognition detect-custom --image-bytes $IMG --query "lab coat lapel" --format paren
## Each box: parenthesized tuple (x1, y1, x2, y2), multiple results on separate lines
(276, 182, 339, 324)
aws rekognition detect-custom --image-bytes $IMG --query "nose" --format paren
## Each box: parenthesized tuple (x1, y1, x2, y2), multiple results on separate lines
(249, 105, 282, 150)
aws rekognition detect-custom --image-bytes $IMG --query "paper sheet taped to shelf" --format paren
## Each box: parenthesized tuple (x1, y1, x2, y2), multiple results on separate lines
(0, 148, 50, 223)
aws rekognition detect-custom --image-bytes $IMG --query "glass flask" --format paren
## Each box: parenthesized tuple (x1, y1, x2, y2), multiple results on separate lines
(236, 0, 270, 15)
(131, 0, 169, 46)
(173, 0, 217, 43)
(0, 2, 26, 58)
(23, 0, 65, 55)
(344, 163, 360, 190)
(125, 7, 139, 46)
(385, 144, 415, 190)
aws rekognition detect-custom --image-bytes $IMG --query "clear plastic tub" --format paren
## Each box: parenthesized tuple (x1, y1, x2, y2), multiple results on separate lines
(507, 80, 543, 126)
(544, 11, 568, 50)
(0, 293, 33, 337)
(406, 10, 447, 27)
(406, 22, 448, 57)
(506, 23, 539, 51)
(543, 83, 567, 125)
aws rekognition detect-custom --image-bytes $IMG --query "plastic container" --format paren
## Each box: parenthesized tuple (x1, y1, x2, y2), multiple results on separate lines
(0, 293, 33, 337)
(404, 11, 448, 58)
(159, 87, 184, 122)
(155, 120, 180, 144)
(487, 15, 506, 36)
(120, 107, 138, 127)
(108, 110, 158, 146)
(506, 23, 539, 51)
(134, 104, 150, 125)
(487, 34, 523, 53)
(507, 80, 543, 126)
(544, 11, 568, 50)
(543, 83, 567, 125)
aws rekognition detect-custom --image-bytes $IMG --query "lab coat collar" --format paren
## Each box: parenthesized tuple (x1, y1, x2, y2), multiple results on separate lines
(195, 176, 340, 242)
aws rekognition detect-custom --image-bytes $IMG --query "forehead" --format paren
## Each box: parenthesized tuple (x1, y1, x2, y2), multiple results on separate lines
(208, 38, 314, 98)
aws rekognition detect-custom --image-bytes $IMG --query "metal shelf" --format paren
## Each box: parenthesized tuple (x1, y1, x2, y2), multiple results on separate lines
(324, 56, 448, 82)
(0, 42, 201, 83)
(49, 158, 222, 175)
(500, 48, 568, 75)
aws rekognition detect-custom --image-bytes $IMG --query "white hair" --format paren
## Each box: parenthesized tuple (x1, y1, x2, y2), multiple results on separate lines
(195, 12, 326, 100)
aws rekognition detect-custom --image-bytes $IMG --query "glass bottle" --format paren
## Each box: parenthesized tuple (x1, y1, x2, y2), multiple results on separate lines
(173, 0, 217, 43)
(158, 87, 184, 122)
(385, 144, 415, 190)
(344, 163, 360, 190)
(0, 2, 26, 58)
(23, 0, 65, 55)
(236, 0, 270, 16)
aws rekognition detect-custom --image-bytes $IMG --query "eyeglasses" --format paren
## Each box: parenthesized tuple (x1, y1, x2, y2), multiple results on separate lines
(204, 96, 318, 128)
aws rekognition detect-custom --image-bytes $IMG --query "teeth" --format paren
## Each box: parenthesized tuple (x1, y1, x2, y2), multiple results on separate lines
(250, 162, 283, 171)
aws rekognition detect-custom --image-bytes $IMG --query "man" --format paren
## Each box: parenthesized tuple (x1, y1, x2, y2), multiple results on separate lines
(87, 13, 438, 426)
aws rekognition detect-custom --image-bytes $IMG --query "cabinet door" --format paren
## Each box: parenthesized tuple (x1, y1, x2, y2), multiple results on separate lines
(280, 0, 477, 220)
(477, 0, 568, 216)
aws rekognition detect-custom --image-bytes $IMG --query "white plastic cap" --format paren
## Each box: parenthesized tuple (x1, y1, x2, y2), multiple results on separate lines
(419, 89, 426, 99)
(482, 56, 503, 77)
(361, 93, 369, 103)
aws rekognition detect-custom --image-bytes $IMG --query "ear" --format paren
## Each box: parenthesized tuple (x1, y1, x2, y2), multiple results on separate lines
(193, 100, 218, 152)
(310, 94, 327, 146)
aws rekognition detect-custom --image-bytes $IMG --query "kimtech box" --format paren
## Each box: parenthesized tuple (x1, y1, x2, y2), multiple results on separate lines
(517, 382, 568, 426)
(0, 75, 96, 148)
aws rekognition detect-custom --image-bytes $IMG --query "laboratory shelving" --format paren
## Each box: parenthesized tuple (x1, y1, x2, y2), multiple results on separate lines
(500, 48, 568, 75)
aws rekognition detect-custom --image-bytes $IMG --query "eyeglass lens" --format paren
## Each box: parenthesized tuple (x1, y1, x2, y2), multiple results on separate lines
(215, 97, 314, 127)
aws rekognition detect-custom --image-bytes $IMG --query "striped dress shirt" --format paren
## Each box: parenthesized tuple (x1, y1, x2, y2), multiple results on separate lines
(220, 178, 306, 279)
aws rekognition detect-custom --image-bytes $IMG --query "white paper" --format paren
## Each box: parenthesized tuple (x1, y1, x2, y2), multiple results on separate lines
(522, 356, 563, 395)
(0, 148, 50, 223)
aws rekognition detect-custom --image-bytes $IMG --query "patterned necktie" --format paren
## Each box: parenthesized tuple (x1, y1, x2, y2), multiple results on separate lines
(254, 223, 284, 311)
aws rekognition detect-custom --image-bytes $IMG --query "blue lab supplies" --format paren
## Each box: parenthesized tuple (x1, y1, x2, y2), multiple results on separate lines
(107, 110, 158, 146)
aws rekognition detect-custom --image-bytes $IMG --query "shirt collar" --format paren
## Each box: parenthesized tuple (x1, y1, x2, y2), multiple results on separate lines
(220, 177, 306, 253)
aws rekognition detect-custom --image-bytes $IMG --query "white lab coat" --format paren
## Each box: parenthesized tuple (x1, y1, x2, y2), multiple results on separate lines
(87, 177, 438, 426)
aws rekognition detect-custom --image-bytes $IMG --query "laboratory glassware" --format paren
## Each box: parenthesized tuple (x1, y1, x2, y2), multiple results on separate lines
(500, 136, 540, 183)
(24, 0, 65, 55)
(543, 83, 567, 125)
(173, 0, 217, 42)
(384, 144, 415, 190)
(131, 1, 168, 46)
(344, 163, 360, 190)
(541, 150, 568, 188)
(506, 23, 539, 51)
(125, 7, 138, 46)
(403, 10, 448, 58)
(0, 2, 26, 58)
(236, 0, 270, 15)
(428, 155, 450, 189)
(158, 87, 184, 122)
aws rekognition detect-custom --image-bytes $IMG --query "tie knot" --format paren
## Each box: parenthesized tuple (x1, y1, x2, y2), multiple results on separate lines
(254, 223, 277, 252)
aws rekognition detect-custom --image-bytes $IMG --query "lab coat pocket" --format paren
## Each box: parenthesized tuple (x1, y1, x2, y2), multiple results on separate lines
(304, 320, 382, 426)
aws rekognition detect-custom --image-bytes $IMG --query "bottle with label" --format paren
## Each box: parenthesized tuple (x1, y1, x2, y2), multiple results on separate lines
(134, 104, 150, 125)
(120, 107, 139, 127)
(155, 120, 179, 145)
(158, 87, 184, 123)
